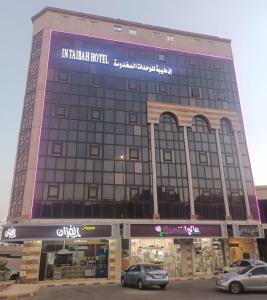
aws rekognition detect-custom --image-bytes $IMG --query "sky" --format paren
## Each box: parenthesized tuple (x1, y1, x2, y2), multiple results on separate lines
(0, 0, 267, 220)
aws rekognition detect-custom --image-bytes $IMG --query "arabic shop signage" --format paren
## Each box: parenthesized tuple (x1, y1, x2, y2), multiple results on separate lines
(238, 225, 260, 237)
(130, 224, 224, 238)
(1, 224, 112, 241)
(61, 48, 173, 75)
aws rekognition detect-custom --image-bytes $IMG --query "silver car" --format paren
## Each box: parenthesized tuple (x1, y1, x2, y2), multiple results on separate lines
(216, 264, 267, 294)
(121, 264, 169, 290)
(221, 259, 265, 274)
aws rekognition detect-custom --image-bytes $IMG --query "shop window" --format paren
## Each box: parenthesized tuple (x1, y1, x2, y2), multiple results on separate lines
(130, 147, 139, 160)
(48, 184, 59, 198)
(90, 144, 100, 157)
(113, 25, 122, 32)
(129, 79, 137, 90)
(58, 71, 68, 82)
(129, 112, 138, 124)
(88, 185, 98, 199)
(199, 151, 209, 165)
(91, 109, 101, 120)
(129, 29, 137, 35)
(191, 87, 201, 98)
(158, 54, 165, 61)
(52, 142, 63, 156)
(163, 150, 172, 162)
(217, 90, 225, 100)
(55, 105, 66, 118)
(226, 154, 234, 165)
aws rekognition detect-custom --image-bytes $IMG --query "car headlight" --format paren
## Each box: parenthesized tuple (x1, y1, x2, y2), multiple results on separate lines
(219, 278, 229, 283)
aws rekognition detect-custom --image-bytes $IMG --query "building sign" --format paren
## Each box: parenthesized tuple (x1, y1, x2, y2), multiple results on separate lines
(233, 225, 264, 238)
(61, 48, 173, 75)
(129, 224, 226, 238)
(1, 224, 112, 241)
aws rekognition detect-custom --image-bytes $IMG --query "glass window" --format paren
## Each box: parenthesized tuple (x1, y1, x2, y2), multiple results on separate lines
(58, 71, 68, 82)
(158, 54, 165, 61)
(52, 142, 63, 156)
(167, 35, 174, 42)
(55, 105, 66, 117)
(217, 90, 225, 100)
(191, 87, 201, 98)
(129, 112, 138, 124)
(114, 25, 122, 32)
(129, 29, 137, 35)
(48, 184, 59, 198)
(199, 151, 209, 165)
(130, 148, 139, 160)
(90, 144, 99, 157)
(250, 267, 267, 276)
(91, 109, 101, 120)
(163, 150, 172, 162)
(226, 155, 234, 165)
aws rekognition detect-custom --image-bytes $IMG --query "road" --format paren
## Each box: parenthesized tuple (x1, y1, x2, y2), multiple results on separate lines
(22, 279, 267, 300)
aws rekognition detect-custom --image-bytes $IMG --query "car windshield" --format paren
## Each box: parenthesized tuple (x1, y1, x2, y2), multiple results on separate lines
(237, 266, 253, 275)
(143, 265, 162, 271)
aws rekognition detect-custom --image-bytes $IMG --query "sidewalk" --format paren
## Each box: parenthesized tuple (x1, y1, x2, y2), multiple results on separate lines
(0, 275, 214, 300)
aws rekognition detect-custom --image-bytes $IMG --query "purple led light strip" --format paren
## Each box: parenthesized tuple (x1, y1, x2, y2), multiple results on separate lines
(30, 29, 52, 218)
(53, 29, 233, 60)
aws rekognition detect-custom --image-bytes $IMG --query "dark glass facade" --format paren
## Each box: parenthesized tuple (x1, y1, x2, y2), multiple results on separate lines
(31, 31, 257, 220)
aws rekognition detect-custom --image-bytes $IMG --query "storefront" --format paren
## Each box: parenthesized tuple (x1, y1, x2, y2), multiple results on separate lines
(1, 224, 120, 282)
(123, 223, 228, 277)
(229, 224, 265, 263)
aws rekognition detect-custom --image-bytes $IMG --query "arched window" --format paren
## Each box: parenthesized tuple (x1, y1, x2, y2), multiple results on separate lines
(192, 115, 211, 133)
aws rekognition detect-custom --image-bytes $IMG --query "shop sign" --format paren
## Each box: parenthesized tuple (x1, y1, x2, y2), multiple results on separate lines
(129, 224, 226, 238)
(236, 225, 264, 238)
(1, 224, 112, 241)
(61, 48, 173, 75)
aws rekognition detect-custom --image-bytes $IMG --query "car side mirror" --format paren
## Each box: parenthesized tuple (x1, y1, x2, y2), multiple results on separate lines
(248, 272, 252, 277)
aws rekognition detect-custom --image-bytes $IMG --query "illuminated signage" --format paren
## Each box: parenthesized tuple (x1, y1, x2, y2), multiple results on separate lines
(61, 48, 173, 75)
(1, 224, 113, 241)
(130, 224, 225, 238)
(155, 225, 201, 237)
(56, 225, 81, 239)
(4, 227, 16, 239)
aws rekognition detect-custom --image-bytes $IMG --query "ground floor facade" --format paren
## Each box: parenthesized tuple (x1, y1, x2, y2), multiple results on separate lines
(1, 222, 264, 283)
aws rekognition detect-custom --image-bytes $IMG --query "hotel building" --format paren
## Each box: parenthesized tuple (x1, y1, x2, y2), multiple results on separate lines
(1, 7, 264, 283)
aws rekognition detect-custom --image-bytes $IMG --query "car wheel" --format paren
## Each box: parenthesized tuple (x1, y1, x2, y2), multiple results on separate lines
(121, 277, 126, 287)
(138, 279, 144, 290)
(229, 281, 243, 294)
(159, 284, 166, 290)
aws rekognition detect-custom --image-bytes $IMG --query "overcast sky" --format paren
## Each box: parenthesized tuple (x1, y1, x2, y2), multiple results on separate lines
(0, 0, 267, 220)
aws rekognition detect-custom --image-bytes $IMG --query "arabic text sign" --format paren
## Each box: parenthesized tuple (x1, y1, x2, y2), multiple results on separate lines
(1, 225, 112, 241)
(130, 224, 223, 238)
(61, 48, 173, 75)
(238, 225, 259, 237)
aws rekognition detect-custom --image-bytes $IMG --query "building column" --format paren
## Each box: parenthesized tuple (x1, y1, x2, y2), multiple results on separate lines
(150, 123, 159, 218)
(234, 131, 252, 219)
(183, 126, 196, 219)
(20, 241, 42, 283)
(108, 239, 121, 280)
(215, 129, 231, 220)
